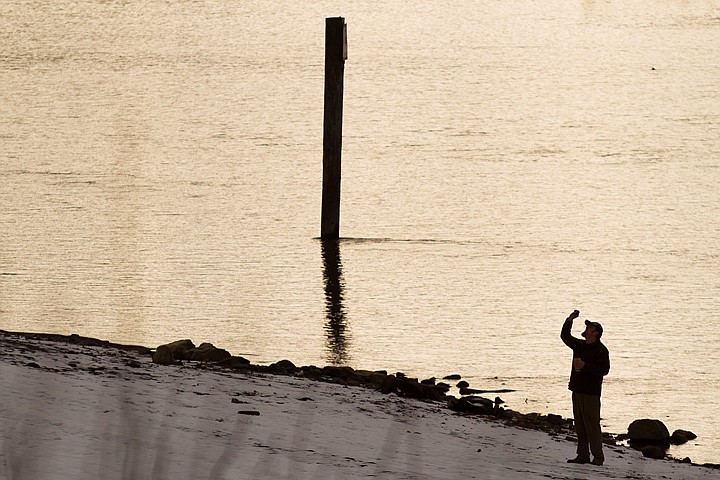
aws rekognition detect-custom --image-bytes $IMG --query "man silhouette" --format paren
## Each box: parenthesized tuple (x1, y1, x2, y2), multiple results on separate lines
(561, 310, 610, 466)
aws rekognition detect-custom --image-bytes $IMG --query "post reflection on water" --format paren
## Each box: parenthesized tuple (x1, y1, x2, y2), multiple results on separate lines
(320, 240, 349, 365)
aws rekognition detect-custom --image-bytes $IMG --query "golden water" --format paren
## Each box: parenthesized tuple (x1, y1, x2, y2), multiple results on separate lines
(1, 0, 719, 464)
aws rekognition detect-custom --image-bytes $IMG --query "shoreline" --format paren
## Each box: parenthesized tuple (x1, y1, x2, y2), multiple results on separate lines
(0, 330, 588, 436)
(1, 330, 580, 433)
(2, 329, 718, 478)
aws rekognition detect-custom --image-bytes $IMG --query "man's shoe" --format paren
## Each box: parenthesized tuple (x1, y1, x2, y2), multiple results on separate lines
(590, 458, 604, 466)
(567, 457, 590, 464)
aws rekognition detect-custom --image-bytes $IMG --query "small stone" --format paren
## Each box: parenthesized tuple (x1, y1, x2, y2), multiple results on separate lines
(267, 359, 297, 373)
(670, 429, 697, 445)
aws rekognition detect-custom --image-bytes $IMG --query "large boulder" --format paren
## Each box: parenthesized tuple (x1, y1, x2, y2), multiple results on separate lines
(185, 343, 232, 362)
(628, 419, 670, 444)
(152, 339, 195, 365)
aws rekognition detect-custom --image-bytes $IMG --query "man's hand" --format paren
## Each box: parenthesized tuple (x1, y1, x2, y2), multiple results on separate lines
(566, 310, 580, 322)
(573, 357, 585, 371)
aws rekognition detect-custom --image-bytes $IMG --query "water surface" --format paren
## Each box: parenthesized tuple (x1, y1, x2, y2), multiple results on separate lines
(1, 0, 719, 464)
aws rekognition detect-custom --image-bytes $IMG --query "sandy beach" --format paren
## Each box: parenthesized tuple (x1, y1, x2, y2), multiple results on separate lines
(1, 331, 717, 480)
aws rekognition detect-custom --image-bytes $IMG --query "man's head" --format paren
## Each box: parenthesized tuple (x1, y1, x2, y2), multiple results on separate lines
(581, 319, 603, 343)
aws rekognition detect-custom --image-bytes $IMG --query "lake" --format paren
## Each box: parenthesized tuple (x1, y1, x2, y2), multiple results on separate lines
(1, 0, 719, 465)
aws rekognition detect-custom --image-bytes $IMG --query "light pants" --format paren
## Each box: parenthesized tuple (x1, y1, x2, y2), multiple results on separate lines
(572, 392, 604, 462)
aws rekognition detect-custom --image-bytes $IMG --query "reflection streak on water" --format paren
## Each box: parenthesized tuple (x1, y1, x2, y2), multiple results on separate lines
(321, 240, 349, 366)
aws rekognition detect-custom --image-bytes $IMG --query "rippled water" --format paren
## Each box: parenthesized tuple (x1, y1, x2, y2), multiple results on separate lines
(1, 0, 719, 464)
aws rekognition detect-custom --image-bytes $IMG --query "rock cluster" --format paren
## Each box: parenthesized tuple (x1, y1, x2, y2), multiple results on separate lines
(151, 340, 715, 463)
(150, 340, 583, 440)
(2, 331, 151, 354)
(264, 362, 450, 401)
(5, 331, 719, 470)
(615, 418, 698, 461)
(152, 339, 234, 365)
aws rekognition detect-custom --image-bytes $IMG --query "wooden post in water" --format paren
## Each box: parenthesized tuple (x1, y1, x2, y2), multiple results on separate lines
(321, 17, 347, 240)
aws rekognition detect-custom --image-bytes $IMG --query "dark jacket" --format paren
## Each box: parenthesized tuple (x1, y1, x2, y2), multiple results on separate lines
(561, 320, 610, 396)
